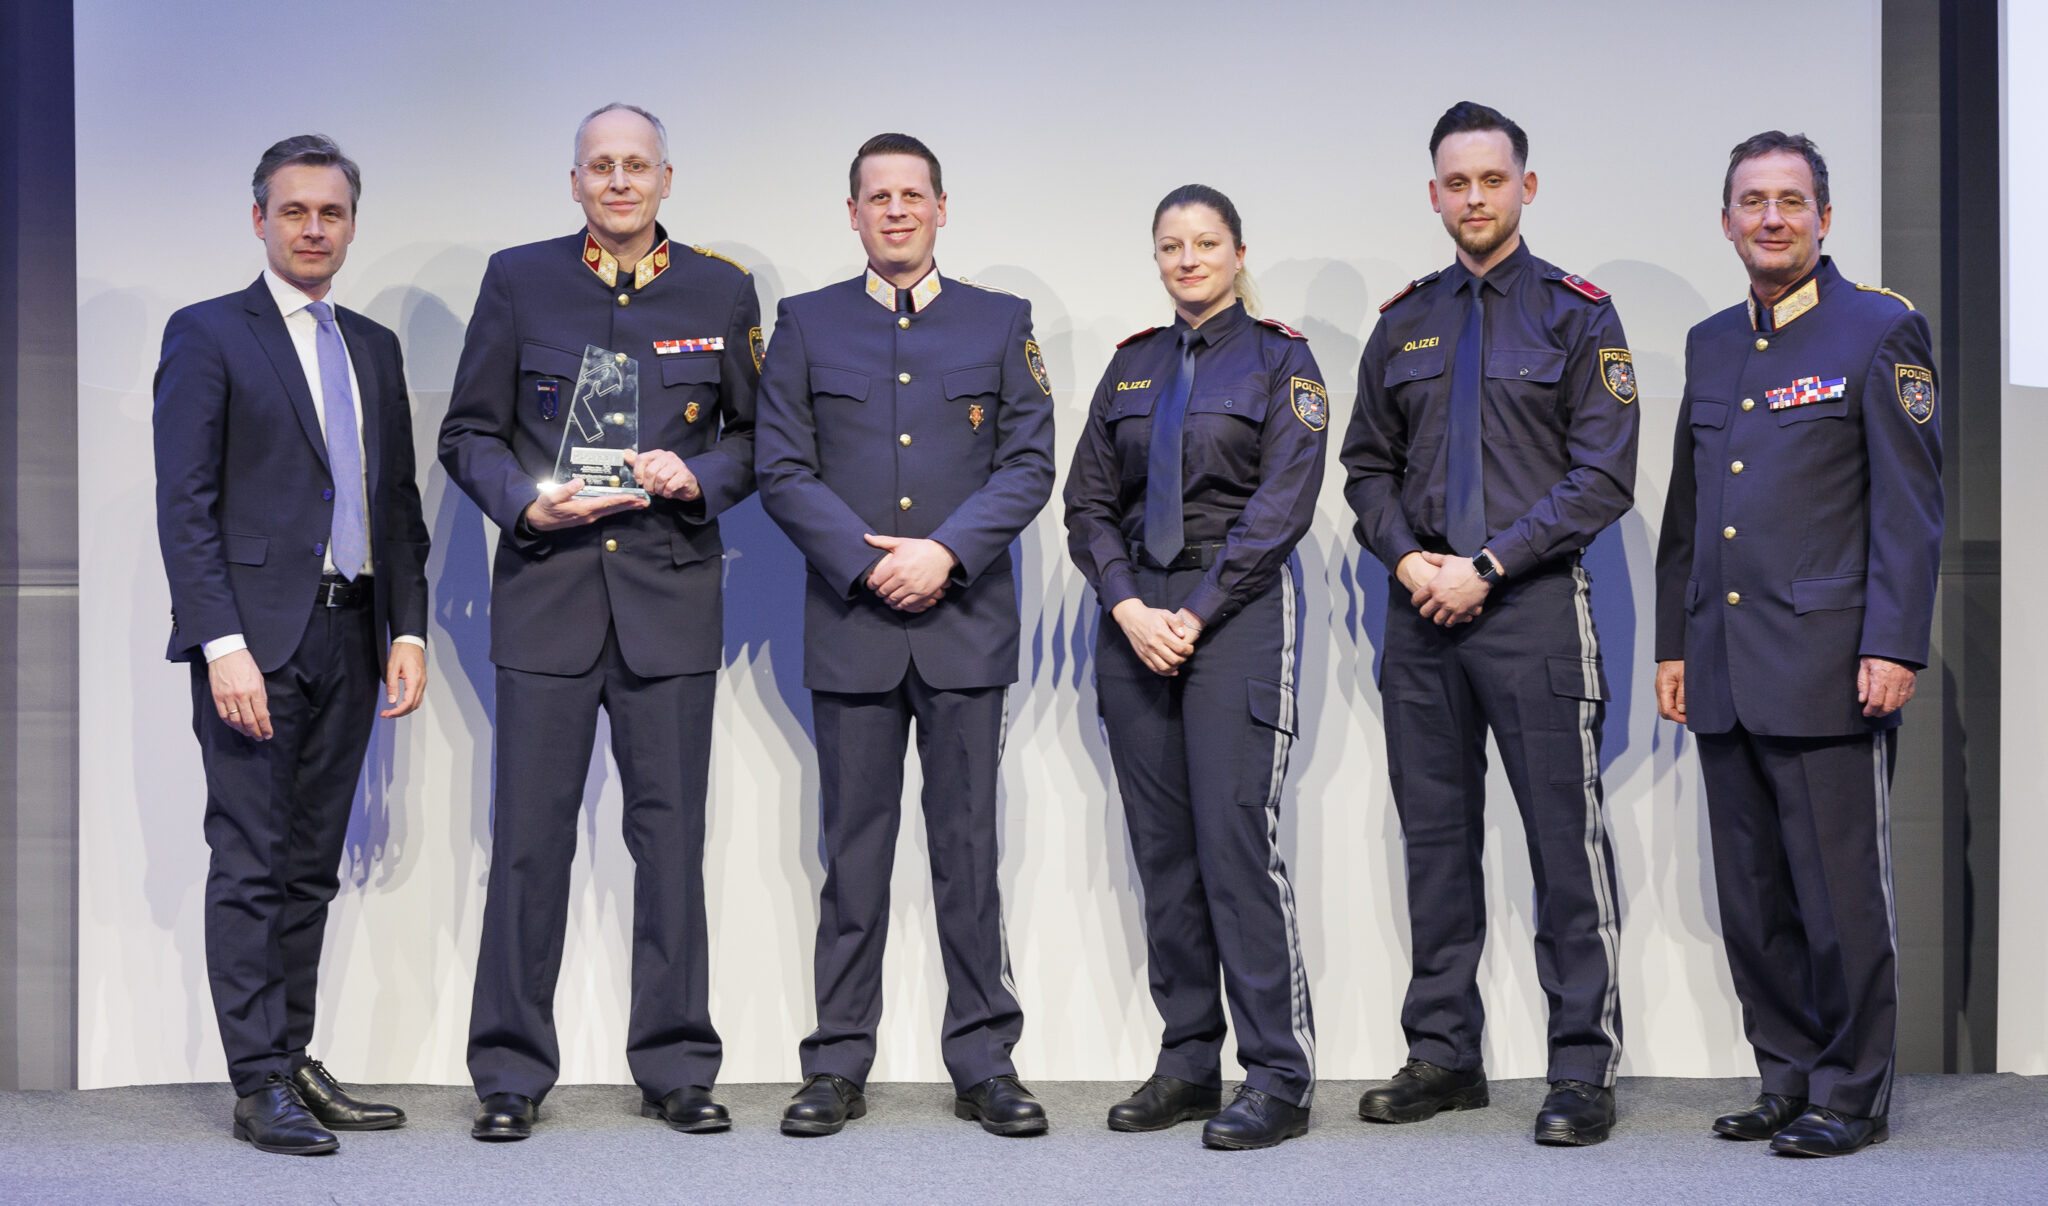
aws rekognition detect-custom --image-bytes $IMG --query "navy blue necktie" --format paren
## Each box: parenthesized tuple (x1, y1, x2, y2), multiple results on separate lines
(1143, 330, 1198, 566)
(1446, 286, 1486, 555)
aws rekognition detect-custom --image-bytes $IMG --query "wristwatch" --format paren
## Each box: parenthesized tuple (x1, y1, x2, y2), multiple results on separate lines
(1472, 551, 1503, 584)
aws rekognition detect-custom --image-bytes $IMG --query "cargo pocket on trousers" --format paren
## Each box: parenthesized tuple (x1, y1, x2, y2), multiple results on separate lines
(1545, 655, 1609, 785)
(1238, 677, 1297, 806)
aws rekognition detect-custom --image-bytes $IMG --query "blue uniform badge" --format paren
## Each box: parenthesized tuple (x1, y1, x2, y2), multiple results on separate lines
(536, 377, 560, 421)
(1599, 349, 1637, 404)
(749, 326, 764, 373)
(1291, 377, 1328, 430)
(1896, 364, 1935, 423)
(1026, 339, 1051, 395)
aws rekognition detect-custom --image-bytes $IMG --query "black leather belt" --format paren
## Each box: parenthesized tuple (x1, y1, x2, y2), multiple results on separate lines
(1135, 541, 1226, 572)
(314, 575, 369, 608)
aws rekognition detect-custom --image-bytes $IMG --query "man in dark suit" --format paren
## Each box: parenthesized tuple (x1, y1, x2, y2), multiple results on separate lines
(154, 134, 430, 1155)
(439, 103, 760, 1141)
(756, 133, 1056, 1138)
(1655, 131, 1943, 1158)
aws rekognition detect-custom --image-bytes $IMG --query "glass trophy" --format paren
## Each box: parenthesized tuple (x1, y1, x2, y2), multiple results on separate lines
(552, 344, 646, 498)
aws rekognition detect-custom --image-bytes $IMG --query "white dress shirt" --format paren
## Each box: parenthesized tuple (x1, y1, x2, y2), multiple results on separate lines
(201, 269, 424, 662)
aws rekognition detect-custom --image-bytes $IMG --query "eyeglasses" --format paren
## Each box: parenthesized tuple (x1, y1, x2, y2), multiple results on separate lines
(578, 158, 666, 179)
(1729, 196, 1817, 218)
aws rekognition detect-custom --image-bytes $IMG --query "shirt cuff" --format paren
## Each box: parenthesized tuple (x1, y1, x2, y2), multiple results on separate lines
(202, 634, 248, 663)
(392, 635, 426, 651)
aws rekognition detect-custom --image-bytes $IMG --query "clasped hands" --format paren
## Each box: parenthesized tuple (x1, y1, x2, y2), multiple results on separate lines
(1112, 598, 1206, 677)
(1397, 550, 1491, 626)
(522, 448, 699, 532)
(865, 533, 957, 613)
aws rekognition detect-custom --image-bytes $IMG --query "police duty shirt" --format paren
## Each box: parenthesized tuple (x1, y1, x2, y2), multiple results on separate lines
(200, 268, 426, 662)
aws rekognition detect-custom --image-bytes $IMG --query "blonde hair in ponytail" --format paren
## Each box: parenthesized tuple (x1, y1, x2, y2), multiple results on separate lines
(1233, 266, 1262, 318)
(1153, 183, 1259, 315)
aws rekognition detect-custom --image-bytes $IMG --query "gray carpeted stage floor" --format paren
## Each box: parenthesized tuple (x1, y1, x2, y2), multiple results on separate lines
(2, 1076, 2043, 1204)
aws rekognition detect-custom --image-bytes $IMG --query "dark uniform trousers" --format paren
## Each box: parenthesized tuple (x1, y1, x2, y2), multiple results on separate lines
(1696, 725, 1898, 1117)
(1096, 562, 1316, 1108)
(800, 665, 1022, 1093)
(467, 625, 720, 1102)
(193, 600, 377, 1096)
(1379, 560, 1622, 1088)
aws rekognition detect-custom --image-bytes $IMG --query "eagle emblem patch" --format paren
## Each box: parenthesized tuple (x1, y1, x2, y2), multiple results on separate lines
(1025, 340, 1051, 395)
(1600, 349, 1636, 404)
(749, 326, 764, 373)
(1896, 364, 1935, 424)
(1291, 377, 1328, 431)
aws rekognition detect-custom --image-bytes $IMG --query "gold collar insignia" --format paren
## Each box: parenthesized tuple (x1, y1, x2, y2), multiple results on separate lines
(583, 233, 671, 290)
(1750, 276, 1820, 332)
(864, 266, 942, 313)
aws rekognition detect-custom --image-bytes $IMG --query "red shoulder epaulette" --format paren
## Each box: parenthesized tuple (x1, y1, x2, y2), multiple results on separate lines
(1117, 325, 1164, 348)
(1557, 273, 1611, 302)
(1255, 317, 1307, 341)
(1378, 270, 1441, 312)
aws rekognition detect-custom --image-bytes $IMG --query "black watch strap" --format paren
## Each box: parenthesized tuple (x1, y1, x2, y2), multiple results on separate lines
(1472, 551, 1502, 583)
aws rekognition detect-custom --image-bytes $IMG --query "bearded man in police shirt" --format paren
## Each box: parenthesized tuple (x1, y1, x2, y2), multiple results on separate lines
(1655, 131, 1941, 1158)
(439, 103, 760, 1142)
(1342, 102, 1638, 1147)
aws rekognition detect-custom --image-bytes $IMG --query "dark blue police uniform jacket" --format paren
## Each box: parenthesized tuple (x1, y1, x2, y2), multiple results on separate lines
(439, 227, 759, 678)
(156, 277, 430, 670)
(755, 268, 1056, 694)
(1654, 258, 1942, 736)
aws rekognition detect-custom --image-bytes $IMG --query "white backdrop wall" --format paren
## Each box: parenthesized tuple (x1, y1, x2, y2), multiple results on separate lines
(76, 0, 1885, 1089)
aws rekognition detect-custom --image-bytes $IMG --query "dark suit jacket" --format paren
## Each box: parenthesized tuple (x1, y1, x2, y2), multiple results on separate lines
(755, 271, 1055, 694)
(438, 229, 760, 678)
(1654, 258, 1943, 736)
(154, 276, 430, 672)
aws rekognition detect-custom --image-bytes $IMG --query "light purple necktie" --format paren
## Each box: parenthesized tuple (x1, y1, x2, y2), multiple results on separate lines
(306, 301, 367, 580)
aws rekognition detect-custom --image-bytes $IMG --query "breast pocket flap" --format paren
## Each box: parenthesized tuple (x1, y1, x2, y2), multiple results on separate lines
(1791, 574, 1865, 613)
(810, 366, 870, 401)
(519, 341, 584, 380)
(943, 364, 1002, 400)
(1485, 347, 1567, 384)
(661, 355, 721, 387)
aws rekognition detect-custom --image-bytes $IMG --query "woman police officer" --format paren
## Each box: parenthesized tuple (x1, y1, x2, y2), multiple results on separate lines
(1063, 185, 1328, 1150)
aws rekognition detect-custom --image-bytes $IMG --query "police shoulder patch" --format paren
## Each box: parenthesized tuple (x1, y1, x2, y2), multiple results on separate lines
(1896, 364, 1935, 424)
(1857, 282, 1917, 310)
(748, 326, 764, 373)
(1555, 271, 1611, 303)
(1290, 377, 1329, 431)
(1599, 348, 1637, 404)
(1117, 325, 1165, 348)
(690, 245, 749, 275)
(1379, 270, 1441, 312)
(1025, 339, 1052, 395)
(1256, 317, 1308, 341)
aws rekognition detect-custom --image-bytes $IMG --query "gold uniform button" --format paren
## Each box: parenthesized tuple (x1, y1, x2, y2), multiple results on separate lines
(604, 539, 619, 552)
(1742, 398, 1756, 411)
(898, 372, 912, 385)
(1755, 337, 1769, 351)
(617, 293, 630, 307)
(899, 433, 912, 446)
(1726, 591, 1741, 605)
(898, 496, 912, 511)
(1723, 526, 1737, 539)
(1731, 460, 1745, 474)
(897, 316, 911, 330)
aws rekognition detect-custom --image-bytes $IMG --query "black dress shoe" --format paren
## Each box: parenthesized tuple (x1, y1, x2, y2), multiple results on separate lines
(954, 1074, 1049, 1136)
(641, 1086, 731, 1133)
(291, 1059, 405, 1131)
(233, 1073, 339, 1155)
(1357, 1058, 1489, 1123)
(1108, 1075, 1223, 1132)
(1713, 1093, 1808, 1141)
(471, 1092, 537, 1142)
(1769, 1106, 1889, 1157)
(1534, 1079, 1615, 1146)
(1201, 1085, 1309, 1150)
(781, 1073, 866, 1137)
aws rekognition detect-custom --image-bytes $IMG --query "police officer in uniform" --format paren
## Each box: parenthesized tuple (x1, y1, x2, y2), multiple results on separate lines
(1342, 102, 1638, 1146)
(1064, 184, 1324, 1151)
(439, 102, 760, 1141)
(1654, 131, 1941, 1158)
(755, 133, 1056, 1137)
